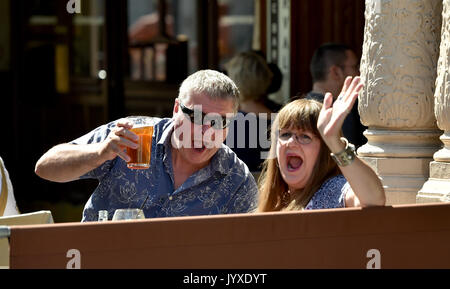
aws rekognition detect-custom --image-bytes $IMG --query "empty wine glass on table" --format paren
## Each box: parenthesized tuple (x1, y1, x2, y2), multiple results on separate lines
(112, 208, 146, 221)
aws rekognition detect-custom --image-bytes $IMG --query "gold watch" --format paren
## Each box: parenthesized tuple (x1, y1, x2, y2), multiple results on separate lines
(330, 137, 356, 167)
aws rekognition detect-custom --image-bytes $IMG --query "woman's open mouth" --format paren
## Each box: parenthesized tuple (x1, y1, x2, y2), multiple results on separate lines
(287, 155, 303, 172)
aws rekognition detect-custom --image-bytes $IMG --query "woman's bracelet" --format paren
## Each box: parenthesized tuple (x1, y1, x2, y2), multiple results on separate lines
(330, 137, 356, 167)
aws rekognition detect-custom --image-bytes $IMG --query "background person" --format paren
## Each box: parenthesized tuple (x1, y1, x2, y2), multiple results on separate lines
(225, 51, 280, 171)
(258, 77, 385, 211)
(305, 43, 366, 148)
(0, 156, 20, 216)
(35, 70, 258, 222)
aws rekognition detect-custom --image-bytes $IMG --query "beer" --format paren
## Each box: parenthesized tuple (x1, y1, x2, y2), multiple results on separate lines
(127, 125, 154, 169)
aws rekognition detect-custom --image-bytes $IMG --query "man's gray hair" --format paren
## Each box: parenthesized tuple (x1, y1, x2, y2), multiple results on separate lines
(178, 70, 240, 111)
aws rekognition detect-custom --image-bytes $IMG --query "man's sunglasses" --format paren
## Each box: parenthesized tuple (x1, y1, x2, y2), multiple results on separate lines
(179, 102, 233, 129)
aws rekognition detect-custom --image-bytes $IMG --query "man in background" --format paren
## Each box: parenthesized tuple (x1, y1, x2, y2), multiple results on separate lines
(306, 43, 366, 148)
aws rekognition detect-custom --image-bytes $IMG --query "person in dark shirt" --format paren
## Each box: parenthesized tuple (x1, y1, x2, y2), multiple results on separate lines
(304, 43, 367, 148)
(225, 51, 282, 171)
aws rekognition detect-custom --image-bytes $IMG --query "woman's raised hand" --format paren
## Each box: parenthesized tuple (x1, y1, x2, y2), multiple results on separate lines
(317, 76, 363, 153)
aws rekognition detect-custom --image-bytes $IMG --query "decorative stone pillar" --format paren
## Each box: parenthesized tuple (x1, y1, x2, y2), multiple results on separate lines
(418, 0, 450, 203)
(358, 0, 443, 205)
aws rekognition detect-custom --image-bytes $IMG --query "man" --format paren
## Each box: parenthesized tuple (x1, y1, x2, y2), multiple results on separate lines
(35, 70, 258, 221)
(306, 43, 367, 148)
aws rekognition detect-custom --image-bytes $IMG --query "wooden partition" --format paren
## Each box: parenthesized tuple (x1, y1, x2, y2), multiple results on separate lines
(8, 203, 450, 269)
(290, 0, 365, 97)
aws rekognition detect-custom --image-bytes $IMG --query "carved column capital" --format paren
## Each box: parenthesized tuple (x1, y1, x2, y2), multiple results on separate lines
(359, 0, 442, 130)
(435, 0, 450, 132)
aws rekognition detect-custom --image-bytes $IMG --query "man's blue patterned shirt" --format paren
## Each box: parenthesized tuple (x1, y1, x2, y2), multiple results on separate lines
(71, 117, 258, 222)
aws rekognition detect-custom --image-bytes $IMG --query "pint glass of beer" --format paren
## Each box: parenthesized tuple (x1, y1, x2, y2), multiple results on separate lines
(126, 116, 154, 169)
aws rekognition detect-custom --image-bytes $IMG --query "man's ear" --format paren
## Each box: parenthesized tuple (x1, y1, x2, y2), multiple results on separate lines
(173, 98, 180, 117)
(329, 65, 344, 82)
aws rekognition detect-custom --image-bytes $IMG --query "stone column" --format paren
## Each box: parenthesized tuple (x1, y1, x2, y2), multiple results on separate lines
(418, 0, 450, 203)
(358, 0, 442, 205)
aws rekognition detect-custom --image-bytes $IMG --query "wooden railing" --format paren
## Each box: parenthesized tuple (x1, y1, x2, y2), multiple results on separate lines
(7, 202, 450, 269)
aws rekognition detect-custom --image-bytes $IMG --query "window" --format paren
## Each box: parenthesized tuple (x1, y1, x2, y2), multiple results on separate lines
(217, 0, 254, 70)
(72, 0, 105, 79)
(128, 0, 198, 80)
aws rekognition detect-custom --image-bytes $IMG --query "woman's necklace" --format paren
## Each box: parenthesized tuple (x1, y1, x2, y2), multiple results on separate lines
(281, 190, 291, 206)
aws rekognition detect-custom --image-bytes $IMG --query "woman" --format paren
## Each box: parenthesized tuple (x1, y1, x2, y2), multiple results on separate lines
(257, 76, 385, 211)
(226, 51, 281, 114)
